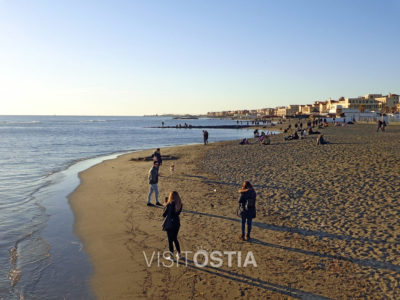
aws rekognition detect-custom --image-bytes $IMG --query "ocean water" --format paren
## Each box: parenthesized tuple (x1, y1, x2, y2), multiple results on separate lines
(0, 115, 258, 299)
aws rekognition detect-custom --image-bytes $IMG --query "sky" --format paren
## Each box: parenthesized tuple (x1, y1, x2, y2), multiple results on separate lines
(0, 0, 399, 116)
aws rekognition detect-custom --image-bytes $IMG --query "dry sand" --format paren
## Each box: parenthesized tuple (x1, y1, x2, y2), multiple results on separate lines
(69, 124, 400, 299)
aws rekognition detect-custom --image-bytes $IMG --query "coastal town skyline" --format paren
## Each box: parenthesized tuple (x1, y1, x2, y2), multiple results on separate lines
(207, 92, 400, 118)
(1, 1, 399, 116)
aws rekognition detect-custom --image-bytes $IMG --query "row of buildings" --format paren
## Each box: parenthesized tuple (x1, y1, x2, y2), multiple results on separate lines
(207, 93, 400, 118)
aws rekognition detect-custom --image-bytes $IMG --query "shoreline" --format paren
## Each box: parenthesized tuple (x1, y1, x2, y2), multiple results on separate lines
(0, 116, 272, 298)
(69, 124, 400, 299)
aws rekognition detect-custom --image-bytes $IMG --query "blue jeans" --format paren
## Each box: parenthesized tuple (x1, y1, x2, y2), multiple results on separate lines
(147, 184, 159, 203)
(241, 216, 253, 236)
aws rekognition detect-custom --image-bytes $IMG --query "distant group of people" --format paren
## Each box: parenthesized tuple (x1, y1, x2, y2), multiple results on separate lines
(253, 129, 271, 145)
(284, 130, 299, 141)
(282, 117, 331, 144)
(146, 147, 257, 260)
(238, 119, 270, 126)
(176, 123, 192, 128)
(258, 131, 271, 145)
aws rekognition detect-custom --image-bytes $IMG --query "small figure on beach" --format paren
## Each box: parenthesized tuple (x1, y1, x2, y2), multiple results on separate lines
(237, 181, 256, 241)
(259, 131, 270, 145)
(377, 120, 382, 132)
(151, 148, 162, 166)
(316, 134, 328, 145)
(300, 129, 307, 139)
(170, 163, 175, 173)
(253, 129, 259, 138)
(162, 191, 183, 259)
(147, 161, 162, 206)
(382, 120, 386, 132)
(284, 130, 299, 141)
(239, 138, 249, 145)
(203, 130, 209, 145)
(308, 127, 320, 135)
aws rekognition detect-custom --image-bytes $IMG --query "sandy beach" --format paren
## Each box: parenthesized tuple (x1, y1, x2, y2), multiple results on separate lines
(69, 124, 400, 299)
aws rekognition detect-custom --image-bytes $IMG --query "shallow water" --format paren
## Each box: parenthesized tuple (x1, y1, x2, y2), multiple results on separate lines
(0, 115, 262, 299)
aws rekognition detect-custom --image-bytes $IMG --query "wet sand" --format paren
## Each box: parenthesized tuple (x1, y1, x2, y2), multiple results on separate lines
(70, 124, 400, 299)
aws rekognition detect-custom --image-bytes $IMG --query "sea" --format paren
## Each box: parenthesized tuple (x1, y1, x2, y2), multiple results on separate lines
(0, 115, 260, 299)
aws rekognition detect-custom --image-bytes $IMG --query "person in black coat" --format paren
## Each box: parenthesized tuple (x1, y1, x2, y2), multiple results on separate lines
(151, 148, 162, 166)
(162, 191, 182, 259)
(238, 181, 256, 241)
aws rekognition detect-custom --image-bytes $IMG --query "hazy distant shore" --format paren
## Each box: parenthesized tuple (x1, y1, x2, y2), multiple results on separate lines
(70, 124, 400, 299)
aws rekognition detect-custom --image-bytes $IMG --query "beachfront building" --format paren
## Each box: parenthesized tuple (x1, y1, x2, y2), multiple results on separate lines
(207, 111, 234, 117)
(375, 94, 399, 112)
(326, 105, 386, 123)
(313, 99, 339, 113)
(334, 94, 399, 112)
(299, 104, 315, 114)
(275, 107, 286, 117)
(247, 110, 258, 118)
(207, 92, 399, 119)
(326, 100, 339, 112)
(276, 105, 300, 117)
(257, 108, 275, 116)
(339, 95, 380, 111)
(312, 101, 322, 113)
(236, 110, 249, 117)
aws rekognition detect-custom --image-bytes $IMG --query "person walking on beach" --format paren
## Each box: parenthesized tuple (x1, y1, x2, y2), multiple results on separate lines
(162, 191, 182, 259)
(151, 148, 162, 166)
(237, 181, 256, 241)
(203, 130, 209, 145)
(147, 161, 162, 206)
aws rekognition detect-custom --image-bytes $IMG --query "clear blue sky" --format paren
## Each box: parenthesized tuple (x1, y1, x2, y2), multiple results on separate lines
(1, 0, 399, 115)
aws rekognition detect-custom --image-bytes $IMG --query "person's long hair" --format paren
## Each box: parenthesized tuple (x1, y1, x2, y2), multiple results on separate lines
(238, 181, 253, 193)
(167, 191, 182, 212)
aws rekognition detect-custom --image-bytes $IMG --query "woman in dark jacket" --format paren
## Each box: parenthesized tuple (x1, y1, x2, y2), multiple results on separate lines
(162, 191, 182, 259)
(238, 181, 256, 241)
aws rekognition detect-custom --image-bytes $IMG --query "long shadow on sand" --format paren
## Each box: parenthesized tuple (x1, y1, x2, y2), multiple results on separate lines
(181, 209, 400, 274)
(250, 238, 400, 274)
(183, 210, 387, 245)
(172, 174, 273, 191)
(181, 259, 331, 300)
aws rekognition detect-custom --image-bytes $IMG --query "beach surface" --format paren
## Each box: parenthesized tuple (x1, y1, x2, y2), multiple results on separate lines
(70, 124, 400, 299)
